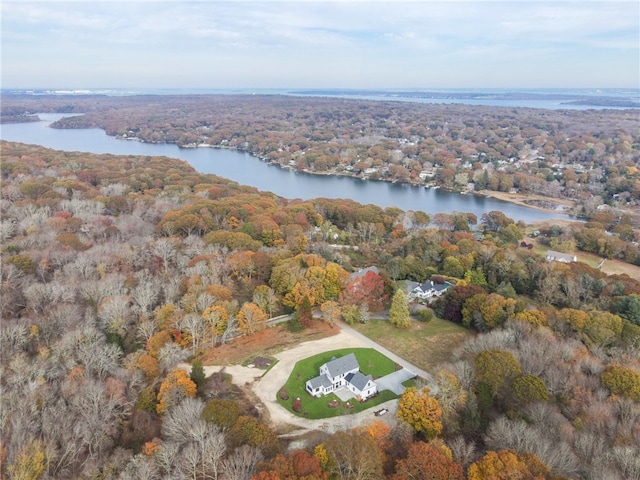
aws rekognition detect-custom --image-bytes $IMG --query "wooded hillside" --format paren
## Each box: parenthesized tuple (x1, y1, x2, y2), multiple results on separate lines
(1, 141, 639, 479)
(3, 94, 639, 223)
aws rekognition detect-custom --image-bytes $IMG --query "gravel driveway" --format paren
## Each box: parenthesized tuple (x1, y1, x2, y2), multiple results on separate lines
(186, 325, 433, 440)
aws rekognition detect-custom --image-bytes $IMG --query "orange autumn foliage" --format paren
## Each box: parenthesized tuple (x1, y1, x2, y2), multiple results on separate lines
(397, 387, 443, 439)
(467, 449, 552, 480)
(156, 369, 197, 414)
(392, 441, 463, 480)
(142, 437, 162, 456)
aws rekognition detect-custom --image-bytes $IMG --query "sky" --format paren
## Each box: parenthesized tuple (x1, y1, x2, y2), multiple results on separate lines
(1, 0, 639, 90)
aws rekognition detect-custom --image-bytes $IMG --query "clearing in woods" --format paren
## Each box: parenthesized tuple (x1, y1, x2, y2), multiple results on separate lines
(199, 317, 470, 374)
(199, 320, 339, 366)
(352, 317, 471, 372)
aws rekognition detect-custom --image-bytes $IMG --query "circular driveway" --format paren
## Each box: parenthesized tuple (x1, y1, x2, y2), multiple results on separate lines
(188, 323, 436, 438)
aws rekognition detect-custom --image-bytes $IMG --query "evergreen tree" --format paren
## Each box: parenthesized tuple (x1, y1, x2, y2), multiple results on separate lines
(298, 294, 313, 327)
(389, 289, 410, 328)
(190, 359, 206, 394)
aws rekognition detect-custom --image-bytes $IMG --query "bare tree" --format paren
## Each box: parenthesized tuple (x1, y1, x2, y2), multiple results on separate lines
(0, 218, 16, 241)
(222, 316, 238, 344)
(574, 431, 606, 467)
(193, 293, 217, 316)
(158, 343, 189, 373)
(137, 319, 158, 343)
(182, 235, 207, 257)
(200, 427, 226, 480)
(131, 270, 161, 317)
(179, 442, 202, 480)
(0, 323, 28, 357)
(43, 303, 84, 342)
(446, 360, 475, 391)
(58, 325, 122, 378)
(610, 445, 640, 480)
(78, 274, 125, 311)
(64, 253, 99, 281)
(154, 442, 181, 478)
(253, 286, 278, 318)
(221, 445, 263, 480)
(162, 398, 204, 444)
(119, 454, 160, 480)
(162, 275, 183, 303)
(151, 238, 178, 272)
(449, 435, 478, 468)
(167, 406, 227, 480)
(181, 314, 207, 355)
(23, 281, 75, 314)
(60, 198, 105, 219)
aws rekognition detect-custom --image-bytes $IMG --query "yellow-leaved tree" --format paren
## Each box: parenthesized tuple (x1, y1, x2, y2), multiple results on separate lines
(397, 386, 443, 439)
(202, 304, 228, 345)
(237, 302, 268, 335)
(7, 440, 47, 480)
(156, 369, 197, 414)
(467, 449, 552, 480)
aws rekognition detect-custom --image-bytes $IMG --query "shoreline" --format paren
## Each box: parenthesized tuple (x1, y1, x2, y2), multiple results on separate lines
(204, 143, 580, 219)
(44, 118, 576, 220)
(475, 190, 576, 216)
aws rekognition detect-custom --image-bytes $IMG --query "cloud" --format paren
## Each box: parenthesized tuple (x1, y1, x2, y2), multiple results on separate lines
(1, 1, 637, 88)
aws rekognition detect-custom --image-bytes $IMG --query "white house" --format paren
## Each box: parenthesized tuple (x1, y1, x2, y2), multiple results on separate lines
(546, 250, 577, 263)
(305, 353, 377, 400)
(410, 280, 451, 300)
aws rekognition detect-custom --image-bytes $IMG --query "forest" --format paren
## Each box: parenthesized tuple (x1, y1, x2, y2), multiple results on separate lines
(1, 138, 639, 479)
(2, 93, 639, 225)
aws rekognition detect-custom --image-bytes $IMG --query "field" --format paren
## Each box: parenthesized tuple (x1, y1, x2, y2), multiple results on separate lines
(352, 317, 472, 371)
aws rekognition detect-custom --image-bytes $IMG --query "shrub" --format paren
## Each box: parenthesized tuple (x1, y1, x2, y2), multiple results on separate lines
(287, 314, 304, 332)
(279, 389, 289, 401)
(2, 245, 21, 254)
(202, 399, 240, 428)
(136, 387, 157, 413)
(601, 365, 640, 402)
(415, 308, 434, 323)
(509, 375, 549, 407)
(341, 304, 361, 325)
(292, 397, 302, 413)
(6, 254, 35, 274)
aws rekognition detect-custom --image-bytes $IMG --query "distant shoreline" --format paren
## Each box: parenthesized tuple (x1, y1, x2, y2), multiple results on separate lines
(3, 87, 639, 110)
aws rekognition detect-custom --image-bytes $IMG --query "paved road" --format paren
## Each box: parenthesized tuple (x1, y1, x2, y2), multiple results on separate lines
(337, 321, 438, 394)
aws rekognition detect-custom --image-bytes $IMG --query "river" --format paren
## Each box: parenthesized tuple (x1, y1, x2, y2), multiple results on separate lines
(0, 114, 570, 223)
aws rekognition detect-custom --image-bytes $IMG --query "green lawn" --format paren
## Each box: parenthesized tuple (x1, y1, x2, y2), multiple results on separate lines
(277, 348, 399, 419)
(353, 317, 471, 371)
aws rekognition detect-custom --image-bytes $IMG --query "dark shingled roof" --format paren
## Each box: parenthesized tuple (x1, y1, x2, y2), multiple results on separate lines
(345, 371, 373, 391)
(325, 353, 359, 378)
(307, 375, 333, 390)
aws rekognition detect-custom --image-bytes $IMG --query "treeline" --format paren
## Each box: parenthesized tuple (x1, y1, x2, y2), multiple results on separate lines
(1, 141, 639, 479)
(2, 93, 639, 221)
